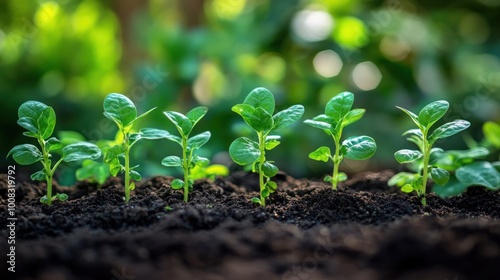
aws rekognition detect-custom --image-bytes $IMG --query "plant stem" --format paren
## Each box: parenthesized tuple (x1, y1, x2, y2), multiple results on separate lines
(182, 136, 190, 202)
(258, 132, 266, 206)
(38, 138, 53, 206)
(332, 135, 341, 190)
(420, 131, 431, 206)
(124, 145, 131, 203)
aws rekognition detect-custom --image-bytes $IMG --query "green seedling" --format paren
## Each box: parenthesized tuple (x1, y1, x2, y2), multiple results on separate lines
(103, 93, 169, 203)
(304, 92, 377, 190)
(389, 100, 470, 205)
(161, 107, 211, 202)
(229, 87, 304, 206)
(7, 101, 101, 206)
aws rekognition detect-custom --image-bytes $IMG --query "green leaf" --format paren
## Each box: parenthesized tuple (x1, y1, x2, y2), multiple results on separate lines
(432, 176, 469, 198)
(309, 146, 331, 162)
(341, 136, 377, 160)
(250, 107, 274, 132)
(76, 160, 110, 184)
(133, 107, 156, 125)
(139, 128, 172, 139)
(483, 121, 500, 148)
(272, 105, 304, 131)
(193, 156, 210, 167)
(429, 120, 470, 142)
(130, 170, 142, 181)
(401, 184, 414, 193)
(103, 93, 137, 127)
(261, 188, 270, 198)
(58, 131, 86, 145)
(455, 147, 490, 160)
(129, 182, 136, 191)
(394, 149, 423, 163)
(396, 106, 420, 128)
(40, 196, 49, 205)
(325, 92, 354, 122)
(402, 129, 423, 138)
(243, 87, 275, 115)
(229, 137, 261, 166)
(161, 156, 182, 167)
(31, 170, 46, 181)
(303, 119, 331, 130)
(18, 101, 56, 139)
(261, 162, 279, 177)
(55, 193, 68, 201)
(186, 106, 208, 127)
(430, 167, 450, 186)
(324, 175, 333, 183)
(187, 131, 211, 150)
(104, 145, 124, 163)
(232, 104, 255, 128)
(456, 161, 500, 190)
(341, 108, 365, 127)
(62, 142, 101, 162)
(336, 172, 348, 182)
(164, 111, 193, 136)
(7, 144, 43, 165)
(251, 197, 262, 204)
(46, 137, 62, 151)
(265, 139, 280, 150)
(418, 100, 449, 128)
(108, 159, 122, 177)
(171, 179, 184, 190)
(267, 181, 278, 191)
(388, 172, 418, 187)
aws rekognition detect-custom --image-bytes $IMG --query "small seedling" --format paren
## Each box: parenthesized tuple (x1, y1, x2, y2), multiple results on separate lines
(229, 87, 304, 206)
(161, 107, 211, 202)
(103, 93, 169, 203)
(304, 92, 376, 190)
(389, 100, 470, 205)
(7, 101, 101, 206)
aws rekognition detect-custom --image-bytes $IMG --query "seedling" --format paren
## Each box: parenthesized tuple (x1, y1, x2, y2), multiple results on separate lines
(161, 107, 211, 202)
(304, 92, 376, 190)
(389, 100, 470, 205)
(229, 87, 304, 206)
(7, 101, 101, 206)
(103, 93, 169, 203)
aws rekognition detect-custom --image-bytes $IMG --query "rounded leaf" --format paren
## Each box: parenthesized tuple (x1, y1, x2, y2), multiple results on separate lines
(186, 106, 208, 127)
(162, 156, 182, 167)
(272, 105, 304, 131)
(341, 136, 377, 160)
(325, 92, 354, 122)
(103, 93, 137, 127)
(336, 172, 348, 182)
(401, 184, 414, 193)
(243, 87, 275, 115)
(261, 162, 279, 177)
(30, 170, 46, 181)
(341, 108, 365, 127)
(7, 144, 43, 165)
(309, 146, 331, 162)
(130, 170, 142, 181)
(171, 179, 184, 190)
(139, 128, 173, 140)
(456, 161, 500, 190)
(62, 142, 101, 162)
(229, 137, 261, 166)
(429, 120, 470, 142)
(250, 107, 274, 132)
(394, 149, 422, 164)
(303, 119, 331, 130)
(430, 167, 450, 186)
(187, 131, 211, 150)
(55, 193, 69, 201)
(418, 100, 449, 128)
(164, 111, 193, 136)
(251, 197, 262, 205)
(46, 137, 62, 151)
(18, 101, 56, 139)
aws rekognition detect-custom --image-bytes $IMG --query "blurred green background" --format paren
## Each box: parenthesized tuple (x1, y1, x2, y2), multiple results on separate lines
(1, 0, 499, 184)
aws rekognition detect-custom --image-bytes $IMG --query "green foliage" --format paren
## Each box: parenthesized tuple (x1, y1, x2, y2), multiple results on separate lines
(103, 93, 168, 203)
(229, 87, 304, 206)
(304, 92, 376, 189)
(7, 101, 101, 206)
(390, 100, 470, 205)
(161, 106, 212, 202)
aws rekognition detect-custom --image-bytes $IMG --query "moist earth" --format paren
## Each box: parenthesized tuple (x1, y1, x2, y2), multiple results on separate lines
(1, 170, 500, 280)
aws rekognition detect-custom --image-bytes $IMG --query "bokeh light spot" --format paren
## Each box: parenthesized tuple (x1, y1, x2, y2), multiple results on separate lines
(35, 1, 60, 27)
(40, 71, 65, 97)
(313, 50, 343, 78)
(459, 13, 489, 44)
(210, 0, 246, 20)
(352, 61, 382, 91)
(333, 17, 368, 49)
(379, 34, 411, 61)
(292, 9, 334, 42)
(193, 62, 227, 105)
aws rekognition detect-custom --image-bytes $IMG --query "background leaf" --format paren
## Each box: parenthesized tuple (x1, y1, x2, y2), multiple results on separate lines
(456, 161, 500, 190)
(62, 142, 102, 162)
(483, 121, 500, 148)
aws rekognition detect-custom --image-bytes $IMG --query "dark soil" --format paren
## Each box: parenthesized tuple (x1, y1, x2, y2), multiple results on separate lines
(1, 170, 500, 280)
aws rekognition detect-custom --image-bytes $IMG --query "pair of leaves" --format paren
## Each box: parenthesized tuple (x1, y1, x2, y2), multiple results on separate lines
(17, 101, 56, 140)
(164, 106, 208, 138)
(161, 155, 209, 168)
(304, 92, 365, 136)
(232, 87, 304, 134)
(103, 93, 156, 131)
(8, 142, 101, 166)
(40, 193, 68, 205)
(229, 136, 282, 167)
(309, 136, 377, 162)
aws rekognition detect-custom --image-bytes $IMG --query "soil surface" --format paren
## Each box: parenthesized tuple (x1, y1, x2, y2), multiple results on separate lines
(1, 170, 500, 280)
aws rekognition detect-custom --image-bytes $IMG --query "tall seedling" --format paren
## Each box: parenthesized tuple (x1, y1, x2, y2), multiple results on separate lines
(304, 92, 377, 190)
(7, 101, 101, 206)
(229, 87, 304, 206)
(103, 93, 169, 203)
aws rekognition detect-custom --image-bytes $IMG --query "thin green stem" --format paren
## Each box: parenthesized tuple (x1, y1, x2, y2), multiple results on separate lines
(123, 130, 131, 203)
(258, 132, 266, 206)
(182, 136, 190, 202)
(38, 137, 53, 206)
(420, 130, 431, 206)
(331, 134, 341, 190)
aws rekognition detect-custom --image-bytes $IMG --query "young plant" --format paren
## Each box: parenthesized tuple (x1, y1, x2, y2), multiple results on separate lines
(229, 87, 304, 206)
(389, 100, 470, 205)
(304, 92, 377, 190)
(103, 93, 169, 203)
(7, 101, 101, 206)
(161, 107, 211, 202)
